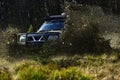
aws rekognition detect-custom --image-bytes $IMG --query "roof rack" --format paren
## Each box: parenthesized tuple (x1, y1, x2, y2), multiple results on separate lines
(44, 15, 65, 21)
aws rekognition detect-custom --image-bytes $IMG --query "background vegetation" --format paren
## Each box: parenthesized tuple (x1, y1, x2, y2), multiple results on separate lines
(0, 0, 120, 31)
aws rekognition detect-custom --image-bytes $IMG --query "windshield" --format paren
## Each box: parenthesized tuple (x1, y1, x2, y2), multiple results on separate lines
(37, 21, 64, 32)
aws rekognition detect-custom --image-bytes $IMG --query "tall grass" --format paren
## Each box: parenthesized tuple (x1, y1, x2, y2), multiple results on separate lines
(49, 67, 93, 80)
(14, 60, 93, 80)
(0, 67, 12, 80)
(0, 53, 119, 80)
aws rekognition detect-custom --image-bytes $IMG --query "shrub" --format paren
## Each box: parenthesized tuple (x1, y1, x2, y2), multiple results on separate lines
(60, 2, 111, 53)
(0, 26, 19, 56)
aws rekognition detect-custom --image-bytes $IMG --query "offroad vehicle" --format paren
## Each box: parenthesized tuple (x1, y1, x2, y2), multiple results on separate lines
(18, 14, 65, 46)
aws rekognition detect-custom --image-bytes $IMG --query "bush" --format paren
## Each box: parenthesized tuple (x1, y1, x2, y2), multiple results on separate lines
(60, 2, 111, 53)
(0, 26, 20, 56)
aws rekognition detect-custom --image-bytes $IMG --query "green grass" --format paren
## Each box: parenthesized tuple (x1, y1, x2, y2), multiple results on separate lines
(0, 52, 120, 80)
(49, 67, 93, 80)
(0, 67, 12, 80)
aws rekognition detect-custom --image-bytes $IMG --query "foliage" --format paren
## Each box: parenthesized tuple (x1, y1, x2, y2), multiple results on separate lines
(0, 0, 64, 31)
(27, 24, 33, 33)
(0, 67, 12, 80)
(14, 60, 49, 80)
(14, 60, 93, 80)
(49, 67, 93, 80)
(0, 26, 19, 56)
(60, 2, 111, 53)
(1, 0, 120, 31)
(14, 60, 37, 73)
(51, 55, 81, 68)
(16, 65, 48, 80)
(0, 53, 120, 80)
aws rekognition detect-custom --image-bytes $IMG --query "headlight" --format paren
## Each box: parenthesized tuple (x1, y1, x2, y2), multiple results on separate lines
(48, 35, 58, 40)
(20, 35, 26, 42)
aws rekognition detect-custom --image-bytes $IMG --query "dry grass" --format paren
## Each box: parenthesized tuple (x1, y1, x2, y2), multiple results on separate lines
(0, 52, 120, 80)
(50, 53, 120, 80)
(78, 54, 120, 80)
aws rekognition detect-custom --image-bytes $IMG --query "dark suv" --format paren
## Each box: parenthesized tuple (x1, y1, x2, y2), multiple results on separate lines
(19, 14, 65, 46)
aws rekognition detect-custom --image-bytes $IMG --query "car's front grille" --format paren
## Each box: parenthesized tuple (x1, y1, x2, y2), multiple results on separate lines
(28, 37, 33, 41)
(27, 35, 44, 42)
(34, 36, 41, 40)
